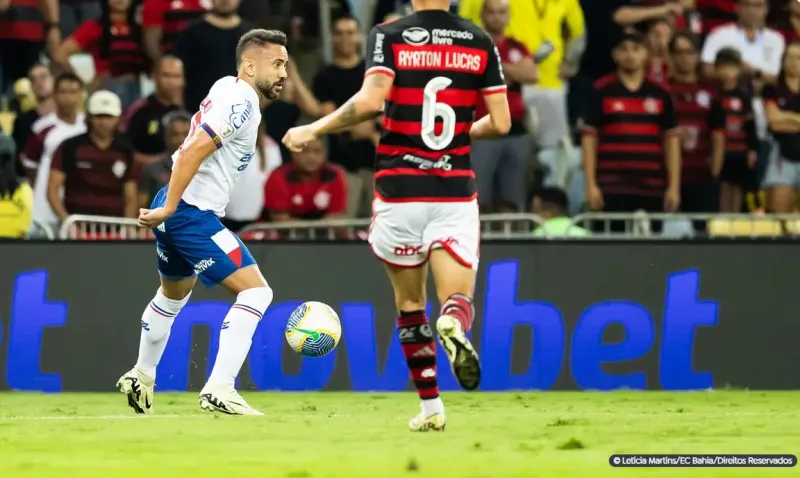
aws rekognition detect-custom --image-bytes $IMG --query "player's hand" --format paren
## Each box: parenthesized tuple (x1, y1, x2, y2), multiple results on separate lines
(586, 183, 604, 210)
(282, 126, 317, 153)
(138, 207, 171, 229)
(664, 187, 680, 212)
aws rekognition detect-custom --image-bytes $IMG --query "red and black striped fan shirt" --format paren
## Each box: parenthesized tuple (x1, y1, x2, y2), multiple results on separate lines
(669, 79, 725, 184)
(0, 0, 44, 42)
(142, 0, 206, 54)
(583, 74, 678, 197)
(718, 87, 759, 156)
(364, 10, 507, 202)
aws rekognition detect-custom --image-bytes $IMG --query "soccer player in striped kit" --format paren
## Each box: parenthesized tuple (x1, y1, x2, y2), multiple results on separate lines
(283, 0, 510, 431)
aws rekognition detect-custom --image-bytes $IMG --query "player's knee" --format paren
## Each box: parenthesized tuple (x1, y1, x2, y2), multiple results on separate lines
(154, 287, 192, 314)
(235, 285, 274, 317)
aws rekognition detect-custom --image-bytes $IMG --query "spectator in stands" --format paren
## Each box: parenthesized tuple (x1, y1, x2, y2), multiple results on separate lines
(0, 0, 59, 92)
(776, 0, 800, 43)
(372, 0, 411, 25)
(21, 73, 87, 231)
(582, 32, 680, 232)
(224, 128, 283, 232)
(53, 0, 147, 107)
(646, 17, 674, 82)
(12, 64, 53, 176)
(138, 109, 190, 208)
(141, 0, 207, 63)
(669, 31, 725, 218)
(613, 0, 685, 30)
(460, 0, 585, 167)
(48, 90, 137, 221)
(60, 0, 102, 38)
(701, 0, 784, 83)
(716, 48, 760, 212)
(473, 0, 537, 213)
(0, 134, 33, 238)
(532, 187, 589, 237)
(175, 0, 249, 112)
(762, 42, 800, 212)
(312, 15, 376, 218)
(262, 138, 347, 222)
(122, 56, 184, 166)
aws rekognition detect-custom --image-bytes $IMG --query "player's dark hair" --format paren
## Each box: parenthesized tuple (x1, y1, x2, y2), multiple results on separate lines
(235, 29, 288, 68)
(669, 30, 697, 53)
(54, 72, 84, 90)
(715, 48, 742, 66)
(534, 187, 570, 215)
(162, 110, 192, 130)
(332, 15, 360, 30)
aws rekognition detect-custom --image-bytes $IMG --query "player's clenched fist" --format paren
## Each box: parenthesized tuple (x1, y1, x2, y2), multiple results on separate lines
(282, 125, 317, 152)
(137, 207, 171, 228)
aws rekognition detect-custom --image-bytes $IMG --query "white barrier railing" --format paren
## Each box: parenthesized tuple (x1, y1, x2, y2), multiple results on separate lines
(569, 212, 800, 239)
(59, 215, 154, 240)
(54, 212, 800, 241)
(238, 213, 546, 240)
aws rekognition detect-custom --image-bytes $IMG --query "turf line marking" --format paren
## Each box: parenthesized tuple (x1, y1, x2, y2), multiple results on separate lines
(0, 414, 204, 421)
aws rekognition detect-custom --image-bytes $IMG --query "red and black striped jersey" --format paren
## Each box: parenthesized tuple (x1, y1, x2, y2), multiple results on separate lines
(364, 10, 507, 202)
(142, 0, 207, 54)
(583, 74, 678, 197)
(669, 79, 725, 184)
(0, 0, 44, 42)
(717, 87, 758, 155)
(694, 0, 737, 35)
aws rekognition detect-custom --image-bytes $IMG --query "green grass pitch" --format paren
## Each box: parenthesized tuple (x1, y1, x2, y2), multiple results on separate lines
(0, 391, 797, 477)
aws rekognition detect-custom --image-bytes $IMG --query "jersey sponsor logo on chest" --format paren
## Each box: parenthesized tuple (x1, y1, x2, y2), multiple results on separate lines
(395, 46, 485, 73)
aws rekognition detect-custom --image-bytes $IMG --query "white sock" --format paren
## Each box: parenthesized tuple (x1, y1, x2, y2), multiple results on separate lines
(422, 397, 445, 417)
(134, 288, 191, 378)
(207, 286, 273, 388)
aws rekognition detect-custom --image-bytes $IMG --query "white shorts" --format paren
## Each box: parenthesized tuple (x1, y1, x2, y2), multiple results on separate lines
(368, 199, 480, 270)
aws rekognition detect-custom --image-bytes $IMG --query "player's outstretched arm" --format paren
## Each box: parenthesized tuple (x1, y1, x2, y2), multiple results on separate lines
(470, 92, 511, 139)
(312, 72, 392, 136)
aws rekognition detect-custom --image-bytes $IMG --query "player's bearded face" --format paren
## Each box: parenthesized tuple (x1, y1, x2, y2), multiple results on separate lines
(255, 46, 288, 100)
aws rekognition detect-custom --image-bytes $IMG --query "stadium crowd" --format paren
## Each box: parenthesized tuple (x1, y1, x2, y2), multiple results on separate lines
(0, 0, 799, 239)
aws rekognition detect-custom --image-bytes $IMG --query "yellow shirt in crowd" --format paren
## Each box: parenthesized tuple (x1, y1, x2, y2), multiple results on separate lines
(459, 0, 585, 89)
(0, 183, 34, 238)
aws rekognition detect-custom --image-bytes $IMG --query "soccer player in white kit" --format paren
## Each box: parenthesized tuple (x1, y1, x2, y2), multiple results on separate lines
(116, 29, 288, 415)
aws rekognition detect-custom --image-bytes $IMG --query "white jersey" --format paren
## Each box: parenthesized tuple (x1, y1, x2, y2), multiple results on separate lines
(178, 76, 262, 216)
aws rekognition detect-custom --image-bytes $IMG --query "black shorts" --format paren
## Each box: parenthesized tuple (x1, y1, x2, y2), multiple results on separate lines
(719, 155, 756, 190)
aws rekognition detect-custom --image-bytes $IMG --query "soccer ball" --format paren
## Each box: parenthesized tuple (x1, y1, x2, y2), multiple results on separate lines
(285, 301, 342, 357)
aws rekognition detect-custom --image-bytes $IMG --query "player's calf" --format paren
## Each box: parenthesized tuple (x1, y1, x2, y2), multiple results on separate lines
(119, 286, 192, 414)
(397, 310, 445, 425)
(436, 293, 481, 391)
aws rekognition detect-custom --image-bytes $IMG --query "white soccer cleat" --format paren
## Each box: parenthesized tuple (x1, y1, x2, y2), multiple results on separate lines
(199, 384, 263, 416)
(116, 368, 154, 414)
(408, 404, 446, 432)
(436, 315, 481, 391)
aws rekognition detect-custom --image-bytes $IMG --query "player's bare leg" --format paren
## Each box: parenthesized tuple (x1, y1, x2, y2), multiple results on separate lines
(384, 263, 446, 432)
(117, 276, 196, 414)
(198, 265, 273, 416)
(429, 249, 481, 391)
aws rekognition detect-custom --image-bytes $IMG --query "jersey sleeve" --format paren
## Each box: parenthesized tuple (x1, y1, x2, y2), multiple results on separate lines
(195, 92, 254, 150)
(708, 97, 726, 133)
(71, 20, 102, 50)
(762, 84, 778, 107)
(581, 85, 604, 134)
(661, 91, 678, 133)
(364, 25, 396, 79)
(141, 0, 165, 28)
(482, 37, 507, 95)
(50, 143, 66, 172)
